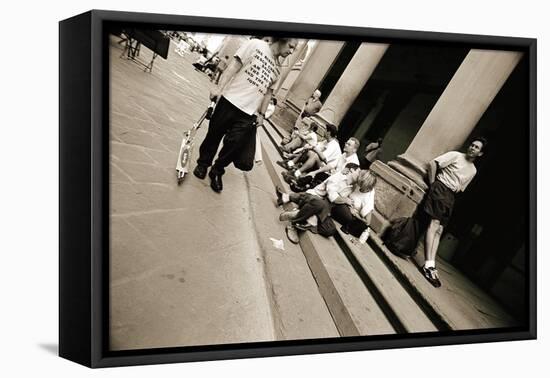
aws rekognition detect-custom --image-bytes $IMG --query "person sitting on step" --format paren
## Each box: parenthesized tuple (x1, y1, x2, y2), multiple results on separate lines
(280, 120, 319, 156)
(275, 163, 360, 244)
(331, 170, 377, 241)
(282, 135, 360, 193)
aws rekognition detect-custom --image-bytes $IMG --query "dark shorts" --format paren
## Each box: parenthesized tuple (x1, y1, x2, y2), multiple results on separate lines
(423, 180, 455, 226)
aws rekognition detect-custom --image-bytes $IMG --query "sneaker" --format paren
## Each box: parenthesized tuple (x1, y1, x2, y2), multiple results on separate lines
(279, 210, 299, 222)
(285, 224, 300, 244)
(422, 266, 442, 288)
(282, 171, 297, 185)
(275, 186, 285, 207)
(294, 222, 318, 233)
(276, 160, 289, 169)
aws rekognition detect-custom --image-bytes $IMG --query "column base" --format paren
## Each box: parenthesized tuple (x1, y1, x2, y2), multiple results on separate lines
(269, 101, 301, 132)
(369, 160, 427, 236)
(388, 154, 430, 191)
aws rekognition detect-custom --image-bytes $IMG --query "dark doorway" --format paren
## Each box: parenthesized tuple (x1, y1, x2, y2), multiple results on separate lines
(337, 43, 469, 164)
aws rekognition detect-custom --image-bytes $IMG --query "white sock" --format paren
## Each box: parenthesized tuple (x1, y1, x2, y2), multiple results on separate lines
(282, 193, 289, 203)
(424, 260, 435, 269)
(287, 161, 295, 167)
(306, 215, 318, 226)
(294, 169, 301, 177)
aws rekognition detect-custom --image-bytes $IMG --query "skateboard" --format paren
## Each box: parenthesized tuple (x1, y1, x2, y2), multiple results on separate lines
(176, 102, 215, 184)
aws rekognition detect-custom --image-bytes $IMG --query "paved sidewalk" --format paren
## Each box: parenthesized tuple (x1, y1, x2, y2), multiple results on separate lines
(109, 38, 278, 350)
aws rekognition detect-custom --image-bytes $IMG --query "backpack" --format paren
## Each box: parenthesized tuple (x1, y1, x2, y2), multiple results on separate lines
(383, 216, 425, 257)
(317, 217, 337, 237)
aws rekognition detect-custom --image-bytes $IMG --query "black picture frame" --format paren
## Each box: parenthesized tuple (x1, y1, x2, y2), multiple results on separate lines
(59, 9, 537, 368)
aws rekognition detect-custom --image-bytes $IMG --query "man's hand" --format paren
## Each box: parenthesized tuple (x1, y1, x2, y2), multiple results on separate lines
(209, 89, 221, 102)
(343, 197, 353, 207)
(255, 113, 265, 127)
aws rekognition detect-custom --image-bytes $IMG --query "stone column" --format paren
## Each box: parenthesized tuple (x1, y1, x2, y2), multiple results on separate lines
(318, 43, 389, 125)
(285, 40, 345, 112)
(390, 49, 523, 189)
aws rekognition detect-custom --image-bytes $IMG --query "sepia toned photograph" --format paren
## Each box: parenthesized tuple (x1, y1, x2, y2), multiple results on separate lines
(107, 25, 531, 352)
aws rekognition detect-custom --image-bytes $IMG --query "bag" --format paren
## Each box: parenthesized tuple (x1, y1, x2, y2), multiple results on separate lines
(317, 217, 337, 237)
(383, 217, 424, 257)
(233, 125, 257, 172)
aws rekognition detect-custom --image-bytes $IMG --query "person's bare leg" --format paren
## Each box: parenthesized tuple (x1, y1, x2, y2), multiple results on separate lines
(296, 151, 319, 175)
(429, 224, 443, 262)
(282, 137, 301, 152)
(424, 219, 441, 265)
(423, 219, 443, 287)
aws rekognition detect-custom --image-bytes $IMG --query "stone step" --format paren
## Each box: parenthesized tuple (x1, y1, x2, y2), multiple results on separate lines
(299, 230, 396, 336)
(334, 229, 439, 333)
(244, 152, 340, 340)
(257, 126, 289, 194)
(266, 119, 289, 140)
(368, 233, 519, 330)
(259, 125, 395, 336)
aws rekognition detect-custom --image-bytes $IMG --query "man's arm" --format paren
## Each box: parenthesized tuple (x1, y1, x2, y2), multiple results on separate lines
(427, 160, 438, 185)
(326, 178, 353, 205)
(332, 194, 353, 205)
(255, 88, 273, 127)
(307, 163, 331, 177)
(352, 210, 372, 225)
(210, 57, 243, 100)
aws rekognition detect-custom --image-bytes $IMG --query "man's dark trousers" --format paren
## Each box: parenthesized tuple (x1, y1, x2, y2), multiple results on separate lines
(289, 193, 331, 223)
(197, 96, 256, 175)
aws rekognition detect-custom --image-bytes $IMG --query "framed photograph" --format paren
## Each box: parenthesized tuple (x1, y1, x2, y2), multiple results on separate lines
(59, 10, 536, 368)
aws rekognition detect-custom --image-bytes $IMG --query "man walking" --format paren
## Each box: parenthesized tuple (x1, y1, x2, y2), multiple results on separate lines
(193, 37, 298, 192)
(421, 137, 486, 287)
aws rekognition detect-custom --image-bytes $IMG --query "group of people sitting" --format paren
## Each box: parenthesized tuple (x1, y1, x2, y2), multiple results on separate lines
(274, 107, 377, 245)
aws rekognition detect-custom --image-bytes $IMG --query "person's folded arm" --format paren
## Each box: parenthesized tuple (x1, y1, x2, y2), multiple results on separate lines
(427, 160, 438, 185)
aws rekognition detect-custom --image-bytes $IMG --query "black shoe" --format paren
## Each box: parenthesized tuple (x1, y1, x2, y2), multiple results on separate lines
(193, 165, 207, 179)
(422, 266, 442, 288)
(276, 160, 289, 170)
(282, 171, 297, 185)
(275, 186, 285, 207)
(209, 170, 223, 193)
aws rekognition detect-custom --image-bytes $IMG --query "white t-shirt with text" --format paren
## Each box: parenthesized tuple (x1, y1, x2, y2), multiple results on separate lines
(223, 39, 280, 115)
